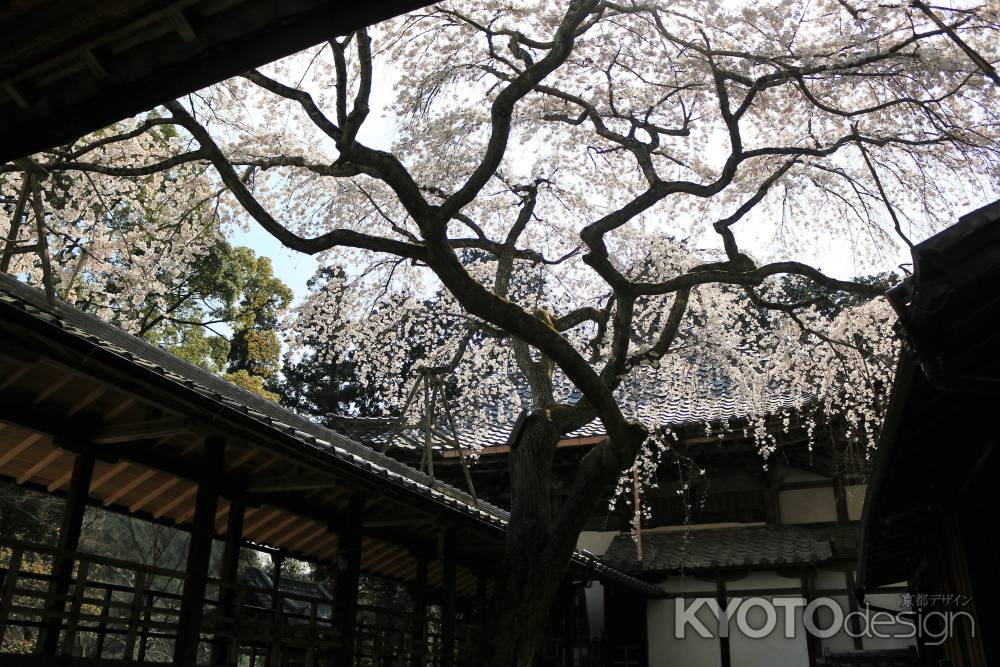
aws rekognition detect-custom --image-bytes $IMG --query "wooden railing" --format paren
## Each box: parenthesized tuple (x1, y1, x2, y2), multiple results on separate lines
(0, 539, 639, 666)
(0, 538, 190, 661)
(0, 539, 459, 666)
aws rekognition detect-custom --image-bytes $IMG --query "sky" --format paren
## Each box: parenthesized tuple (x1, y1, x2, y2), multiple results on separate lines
(217, 16, 961, 310)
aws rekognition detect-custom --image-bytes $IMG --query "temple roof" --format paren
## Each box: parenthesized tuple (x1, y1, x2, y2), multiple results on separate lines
(602, 524, 838, 574)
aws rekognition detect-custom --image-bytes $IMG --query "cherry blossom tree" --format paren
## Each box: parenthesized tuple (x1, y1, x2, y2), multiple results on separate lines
(3, 0, 999, 662)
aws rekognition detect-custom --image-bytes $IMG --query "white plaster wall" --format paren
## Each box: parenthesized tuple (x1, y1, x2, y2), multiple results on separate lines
(649, 572, 814, 667)
(727, 572, 809, 667)
(644, 571, 918, 666)
(577, 530, 618, 556)
(814, 568, 847, 591)
(727, 595, 809, 667)
(648, 594, 722, 666)
(816, 595, 855, 654)
(779, 487, 837, 524)
(576, 531, 620, 639)
(583, 581, 606, 640)
(845, 484, 867, 521)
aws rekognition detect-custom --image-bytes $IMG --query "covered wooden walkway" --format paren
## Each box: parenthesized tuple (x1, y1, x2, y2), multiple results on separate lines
(0, 274, 659, 665)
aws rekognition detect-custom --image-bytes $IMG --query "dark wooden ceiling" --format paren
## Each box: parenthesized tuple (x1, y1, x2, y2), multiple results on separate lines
(0, 0, 434, 163)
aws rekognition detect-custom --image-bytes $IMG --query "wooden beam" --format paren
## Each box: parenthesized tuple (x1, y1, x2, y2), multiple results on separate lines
(254, 513, 300, 544)
(47, 471, 72, 493)
(174, 437, 225, 665)
(275, 518, 319, 546)
(243, 507, 283, 536)
(335, 493, 365, 666)
(67, 386, 106, 416)
(212, 496, 245, 667)
(226, 447, 257, 471)
(370, 546, 412, 575)
(38, 452, 94, 655)
(32, 375, 72, 404)
(477, 574, 488, 628)
(128, 477, 181, 512)
(0, 432, 43, 467)
(214, 502, 231, 533)
(93, 417, 192, 444)
(292, 527, 337, 556)
(249, 456, 277, 475)
(410, 555, 428, 667)
(169, 11, 198, 41)
(102, 397, 136, 421)
(154, 484, 197, 519)
(441, 529, 457, 667)
(245, 474, 334, 494)
(90, 461, 131, 494)
(103, 469, 156, 506)
(267, 552, 286, 667)
(45, 426, 121, 493)
(0, 363, 36, 391)
(15, 448, 64, 485)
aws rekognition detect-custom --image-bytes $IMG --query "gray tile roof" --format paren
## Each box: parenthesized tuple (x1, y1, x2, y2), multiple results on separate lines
(333, 369, 804, 452)
(602, 525, 835, 574)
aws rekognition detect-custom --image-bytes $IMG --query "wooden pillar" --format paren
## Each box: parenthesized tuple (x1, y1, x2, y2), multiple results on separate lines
(410, 555, 428, 667)
(38, 451, 94, 655)
(561, 583, 576, 667)
(335, 493, 365, 666)
(268, 551, 286, 667)
(833, 474, 851, 524)
(717, 580, 731, 667)
(801, 570, 820, 667)
(212, 497, 245, 666)
(174, 437, 226, 666)
(845, 570, 864, 650)
(476, 574, 488, 628)
(440, 530, 457, 667)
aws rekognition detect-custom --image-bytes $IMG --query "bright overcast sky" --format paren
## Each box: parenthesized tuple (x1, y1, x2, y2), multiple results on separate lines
(223, 37, 943, 307)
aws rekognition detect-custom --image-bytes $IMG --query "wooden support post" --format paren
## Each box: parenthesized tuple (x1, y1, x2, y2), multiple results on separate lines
(93, 587, 112, 658)
(335, 493, 365, 666)
(561, 583, 576, 667)
(833, 473, 850, 525)
(845, 570, 864, 650)
(0, 548, 24, 648)
(38, 451, 94, 656)
(410, 556, 428, 667)
(801, 570, 820, 667)
(717, 580, 731, 667)
(440, 530, 457, 667)
(476, 574, 488, 629)
(213, 498, 246, 667)
(174, 436, 226, 666)
(268, 551, 286, 667)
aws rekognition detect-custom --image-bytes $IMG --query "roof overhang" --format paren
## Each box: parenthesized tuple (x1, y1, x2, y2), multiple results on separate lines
(0, 0, 435, 163)
(858, 199, 1000, 591)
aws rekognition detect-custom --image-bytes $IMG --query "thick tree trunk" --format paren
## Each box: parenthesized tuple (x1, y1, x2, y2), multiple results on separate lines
(480, 409, 622, 667)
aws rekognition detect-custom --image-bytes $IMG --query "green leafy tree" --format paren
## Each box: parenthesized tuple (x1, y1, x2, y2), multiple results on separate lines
(136, 239, 292, 400)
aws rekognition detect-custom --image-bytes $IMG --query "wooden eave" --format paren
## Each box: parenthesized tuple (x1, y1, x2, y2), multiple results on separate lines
(0, 0, 435, 162)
